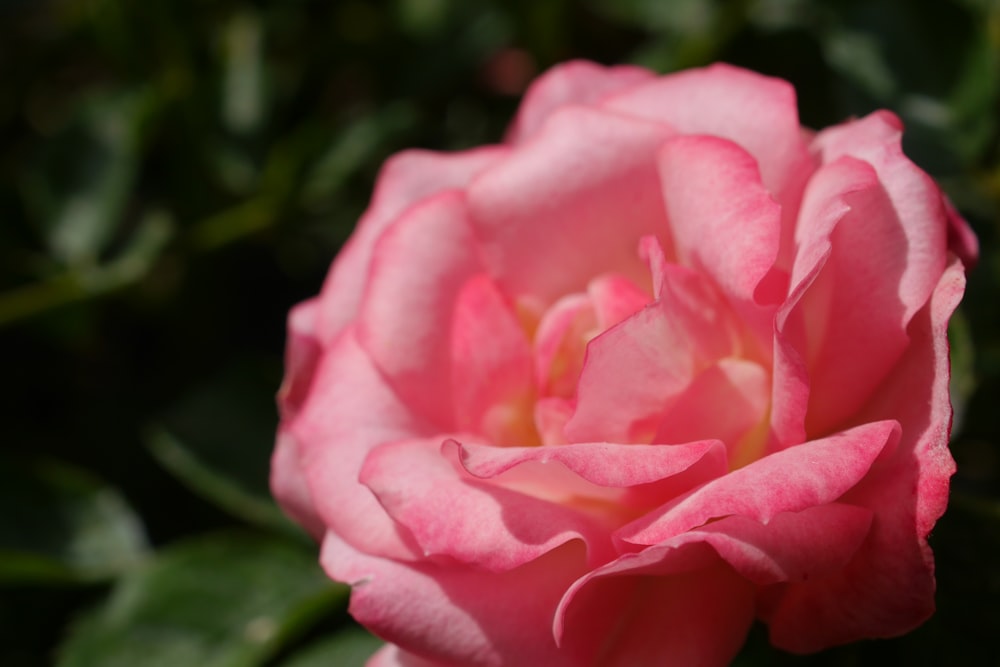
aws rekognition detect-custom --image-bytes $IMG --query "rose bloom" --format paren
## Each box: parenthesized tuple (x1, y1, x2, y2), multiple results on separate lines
(271, 61, 978, 666)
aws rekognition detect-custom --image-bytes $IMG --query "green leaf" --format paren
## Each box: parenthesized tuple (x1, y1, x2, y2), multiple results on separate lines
(57, 534, 345, 667)
(279, 629, 383, 667)
(821, 27, 898, 102)
(0, 458, 148, 584)
(220, 10, 267, 135)
(146, 362, 294, 533)
(21, 87, 158, 267)
(299, 103, 417, 211)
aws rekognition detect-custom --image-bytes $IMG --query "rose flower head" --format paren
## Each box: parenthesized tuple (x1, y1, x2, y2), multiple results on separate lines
(271, 61, 978, 666)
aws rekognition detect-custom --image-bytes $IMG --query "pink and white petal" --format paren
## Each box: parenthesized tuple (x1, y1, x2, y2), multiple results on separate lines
(566, 265, 737, 444)
(270, 427, 324, 540)
(468, 106, 675, 303)
(603, 62, 816, 261)
(587, 273, 651, 329)
(451, 438, 727, 509)
(277, 298, 322, 422)
(450, 274, 537, 444)
(315, 146, 507, 343)
(366, 644, 444, 667)
(360, 438, 614, 571)
(325, 533, 586, 667)
(534, 397, 574, 446)
(657, 135, 785, 344)
(811, 111, 950, 327)
(676, 504, 873, 586)
(791, 158, 913, 434)
(533, 293, 596, 398)
(293, 329, 432, 560)
(556, 543, 755, 667)
(507, 60, 655, 145)
(762, 465, 935, 652)
(768, 323, 811, 451)
(864, 259, 966, 532)
(618, 420, 900, 546)
(356, 191, 483, 427)
(638, 235, 669, 299)
(763, 260, 966, 652)
(653, 357, 770, 462)
(944, 196, 978, 269)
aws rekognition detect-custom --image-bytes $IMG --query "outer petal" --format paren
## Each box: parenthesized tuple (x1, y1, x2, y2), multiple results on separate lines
(270, 428, 323, 539)
(762, 259, 965, 651)
(452, 438, 728, 511)
(359, 437, 613, 571)
(367, 645, 444, 667)
(468, 106, 675, 303)
(315, 147, 507, 343)
(277, 299, 322, 422)
(657, 135, 785, 346)
(811, 111, 949, 327)
(618, 420, 900, 546)
(604, 63, 816, 272)
(356, 191, 483, 427)
(326, 533, 587, 667)
(292, 329, 432, 559)
(944, 197, 978, 268)
(507, 60, 656, 144)
(788, 157, 912, 435)
(673, 504, 873, 586)
(556, 543, 755, 667)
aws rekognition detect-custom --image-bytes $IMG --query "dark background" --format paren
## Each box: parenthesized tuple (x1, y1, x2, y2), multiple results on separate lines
(1, 0, 998, 665)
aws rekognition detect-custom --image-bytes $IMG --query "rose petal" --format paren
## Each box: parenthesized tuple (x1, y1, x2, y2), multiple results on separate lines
(277, 298, 322, 421)
(366, 644, 441, 667)
(357, 191, 483, 427)
(676, 504, 873, 585)
(316, 147, 507, 343)
(566, 264, 737, 444)
(468, 106, 675, 303)
(653, 357, 771, 465)
(293, 329, 432, 559)
(787, 156, 912, 435)
(657, 134, 785, 346)
(768, 322, 811, 451)
(533, 292, 596, 398)
(604, 63, 815, 270)
(555, 543, 755, 666)
(452, 438, 727, 508)
(450, 274, 536, 444)
(360, 437, 614, 571)
(587, 273, 650, 329)
(508, 60, 656, 144)
(618, 420, 900, 546)
(325, 533, 587, 667)
(811, 111, 950, 327)
(270, 428, 323, 539)
(944, 196, 978, 268)
(763, 259, 965, 652)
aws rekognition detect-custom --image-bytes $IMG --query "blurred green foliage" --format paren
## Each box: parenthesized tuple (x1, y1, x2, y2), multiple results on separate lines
(1, 0, 998, 665)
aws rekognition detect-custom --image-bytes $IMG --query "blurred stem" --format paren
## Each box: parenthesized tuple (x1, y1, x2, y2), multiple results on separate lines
(0, 274, 90, 327)
(0, 211, 173, 326)
(189, 133, 304, 251)
(0, 129, 308, 327)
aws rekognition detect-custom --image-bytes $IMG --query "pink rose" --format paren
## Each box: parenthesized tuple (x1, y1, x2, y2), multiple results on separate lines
(271, 61, 978, 666)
